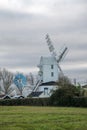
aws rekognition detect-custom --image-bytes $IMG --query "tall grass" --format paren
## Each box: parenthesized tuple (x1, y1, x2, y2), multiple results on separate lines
(0, 106, 87, 130)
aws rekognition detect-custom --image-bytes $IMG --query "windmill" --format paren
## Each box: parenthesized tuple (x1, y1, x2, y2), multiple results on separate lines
(45, 34, 68, 77)
(33, 34, 68, 92)
(14, 73, 27, 95)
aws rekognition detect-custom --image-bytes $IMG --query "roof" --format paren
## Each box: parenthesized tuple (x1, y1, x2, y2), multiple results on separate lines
(29, 91, 43, 97)
(39, 56, 57, 65)
(40, 81, 57, 86)
(3, 95, 11, 99)
(82, 85, 87, 88)
(12, 95, 25, 99)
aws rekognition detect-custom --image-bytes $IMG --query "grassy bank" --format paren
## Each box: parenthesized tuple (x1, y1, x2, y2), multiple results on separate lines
(0, 106, 87, 130)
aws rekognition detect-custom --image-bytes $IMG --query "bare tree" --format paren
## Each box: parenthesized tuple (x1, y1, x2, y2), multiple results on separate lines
(0, 68, 13, 95)
(57, 75, 81, 97)
(58, 75, 71, 88)
(26, 73, 34, 86)
(0, 84, 2, 95)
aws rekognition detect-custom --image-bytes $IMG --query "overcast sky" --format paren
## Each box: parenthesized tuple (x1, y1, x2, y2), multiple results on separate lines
(0, 0, 87, 83)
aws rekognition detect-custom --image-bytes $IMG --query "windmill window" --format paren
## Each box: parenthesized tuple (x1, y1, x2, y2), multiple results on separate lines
(51, 72, 54, 77)
(44, 88, 48, 95)
(51, 65, 54, 69)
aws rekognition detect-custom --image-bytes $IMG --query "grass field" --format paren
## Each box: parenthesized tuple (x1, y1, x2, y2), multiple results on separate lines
(0, 106, 87, 130)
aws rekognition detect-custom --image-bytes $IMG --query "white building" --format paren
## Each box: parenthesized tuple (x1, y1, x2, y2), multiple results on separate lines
(33, 56, 60, 98)
(38, 56, 59, 83)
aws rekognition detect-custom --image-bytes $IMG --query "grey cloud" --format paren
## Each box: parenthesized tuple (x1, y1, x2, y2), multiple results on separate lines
(18, 0, 34, 6)
(64, 68, 87, 82)
(0, 9, 33, 20)
(0, 0, 87, 81)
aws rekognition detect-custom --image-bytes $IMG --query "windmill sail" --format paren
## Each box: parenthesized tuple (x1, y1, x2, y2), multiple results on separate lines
(46, 34, 57, 57)
(57, 47, 68, 63)
(45, 34, 68, 77)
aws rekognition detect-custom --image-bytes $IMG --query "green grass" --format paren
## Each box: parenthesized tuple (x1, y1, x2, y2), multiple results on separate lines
(0, 106, 87, 130)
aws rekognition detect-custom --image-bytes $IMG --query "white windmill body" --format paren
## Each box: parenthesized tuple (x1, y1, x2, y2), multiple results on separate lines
(32, 34, 68, 98)
(38, 56, 59, 83)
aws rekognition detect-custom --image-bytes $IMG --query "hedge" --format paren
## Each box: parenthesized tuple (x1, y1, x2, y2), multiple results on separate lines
(0, 97, 87, 107)
(0, 98, 49, 106)
(70, 97, 87, 107)
(49, 96, 87, 107)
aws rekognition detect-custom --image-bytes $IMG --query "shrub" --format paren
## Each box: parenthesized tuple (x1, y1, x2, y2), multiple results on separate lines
(49, 88, 87, 107)
(0, 98, 49, 106)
